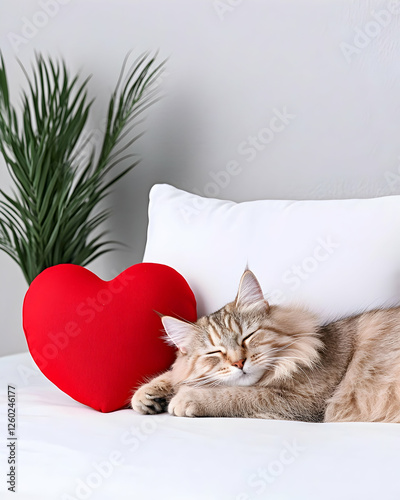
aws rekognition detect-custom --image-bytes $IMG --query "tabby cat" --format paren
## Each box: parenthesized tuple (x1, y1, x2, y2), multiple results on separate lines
(131, 269, 400, 422)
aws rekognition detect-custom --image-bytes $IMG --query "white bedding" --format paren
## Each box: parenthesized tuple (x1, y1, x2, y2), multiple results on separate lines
(1, 353, 399, 500)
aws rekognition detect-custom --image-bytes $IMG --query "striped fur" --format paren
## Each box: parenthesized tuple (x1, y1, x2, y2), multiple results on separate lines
(131, 270, 400, 422)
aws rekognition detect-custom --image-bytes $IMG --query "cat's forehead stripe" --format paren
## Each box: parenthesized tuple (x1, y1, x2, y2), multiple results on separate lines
(208, 330, 216, 346)
(209, 328, 221, 347)
(207, 316, 221, 346)
(224, 314, 232, 330)
(205, 311, 243, 345)
(224, 313, 241, 335)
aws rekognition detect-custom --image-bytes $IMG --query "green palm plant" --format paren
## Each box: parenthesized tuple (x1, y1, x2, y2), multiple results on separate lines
(0, 52, 164, 284)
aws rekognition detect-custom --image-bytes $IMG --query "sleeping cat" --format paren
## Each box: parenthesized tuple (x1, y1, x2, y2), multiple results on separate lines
(131, 269, 400, 422)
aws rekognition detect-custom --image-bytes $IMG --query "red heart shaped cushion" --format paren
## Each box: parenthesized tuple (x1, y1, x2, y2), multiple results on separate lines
(23, 263, 197, 412)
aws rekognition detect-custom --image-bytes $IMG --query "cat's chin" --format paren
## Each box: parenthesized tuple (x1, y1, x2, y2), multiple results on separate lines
(225, 370, 264, 387)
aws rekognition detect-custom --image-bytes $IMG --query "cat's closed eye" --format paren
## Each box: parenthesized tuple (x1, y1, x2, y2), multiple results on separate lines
(205, 350, 223, 356)
(241, 331, 258, 346)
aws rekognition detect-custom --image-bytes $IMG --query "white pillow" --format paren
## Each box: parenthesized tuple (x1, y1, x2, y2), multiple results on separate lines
(143, 184, 400, 323)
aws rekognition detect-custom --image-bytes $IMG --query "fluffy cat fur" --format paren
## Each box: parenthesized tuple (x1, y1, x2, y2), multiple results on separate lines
(131, 270, 400, 422)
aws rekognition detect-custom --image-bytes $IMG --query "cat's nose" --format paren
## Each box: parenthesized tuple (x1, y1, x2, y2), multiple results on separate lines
(232, 358, 246, 370)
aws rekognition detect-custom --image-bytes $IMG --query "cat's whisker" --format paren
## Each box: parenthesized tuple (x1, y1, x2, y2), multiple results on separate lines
(251, 352, 272, 364)
(184, 373, 219, 387)
(270, 355, 320, 392)
(251, 354, 277, 371)
(187, 377, 216, 386)
(193, 380, 221, 388)
(260, 340, 302, 352)
(279, 355, 319, 368)
(295, 365, 318, 402)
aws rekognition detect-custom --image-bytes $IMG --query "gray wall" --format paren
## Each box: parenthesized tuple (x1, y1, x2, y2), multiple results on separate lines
(1, 0, 400, 356)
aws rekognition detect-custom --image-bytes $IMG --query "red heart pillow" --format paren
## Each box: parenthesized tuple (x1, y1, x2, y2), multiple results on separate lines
(23, 263, 197, 412)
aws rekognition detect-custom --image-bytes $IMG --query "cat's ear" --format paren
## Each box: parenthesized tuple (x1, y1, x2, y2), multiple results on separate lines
(235, 270, 269, 312)
(161, 316, 196, 354)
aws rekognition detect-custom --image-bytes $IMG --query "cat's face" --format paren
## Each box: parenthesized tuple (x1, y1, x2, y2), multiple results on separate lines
(162, 270, 322, 387)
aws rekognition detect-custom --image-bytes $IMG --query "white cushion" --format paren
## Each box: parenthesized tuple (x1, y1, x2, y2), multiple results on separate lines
(143, 184, 400, 322)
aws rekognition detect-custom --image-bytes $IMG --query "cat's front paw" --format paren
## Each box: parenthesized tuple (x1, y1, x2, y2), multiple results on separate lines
(168, 387, 207, 417)
(131, 381, 170, 415)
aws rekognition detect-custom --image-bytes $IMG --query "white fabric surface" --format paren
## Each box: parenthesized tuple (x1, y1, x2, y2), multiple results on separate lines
(143, 184, 400, 322)
(0, 352, 399, 500)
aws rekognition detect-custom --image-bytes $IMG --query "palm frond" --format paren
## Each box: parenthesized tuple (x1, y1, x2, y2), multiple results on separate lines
(0, 52, 164, 284)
